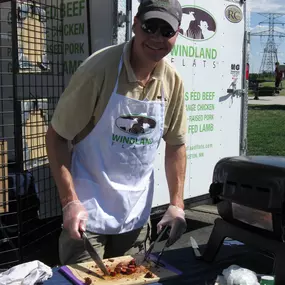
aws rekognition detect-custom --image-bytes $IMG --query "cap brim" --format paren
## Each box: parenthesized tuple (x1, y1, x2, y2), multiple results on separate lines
(140, 11, 179, 31)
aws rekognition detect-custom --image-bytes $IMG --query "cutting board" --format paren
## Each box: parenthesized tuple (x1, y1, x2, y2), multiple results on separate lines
(59, 254, 182, 285)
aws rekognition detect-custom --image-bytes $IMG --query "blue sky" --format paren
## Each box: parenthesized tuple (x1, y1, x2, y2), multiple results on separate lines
(249, 0, 285, 73)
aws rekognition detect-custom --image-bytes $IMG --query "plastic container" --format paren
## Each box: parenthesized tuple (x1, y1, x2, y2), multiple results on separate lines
(260, 276, 275, 285)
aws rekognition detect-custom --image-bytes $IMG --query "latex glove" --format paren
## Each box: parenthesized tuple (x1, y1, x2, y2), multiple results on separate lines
(157, 205, 187, 247)
(62, 200, 88, 240)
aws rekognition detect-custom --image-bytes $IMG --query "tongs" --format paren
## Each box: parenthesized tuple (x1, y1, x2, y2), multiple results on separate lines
(142, 225, 170, 266)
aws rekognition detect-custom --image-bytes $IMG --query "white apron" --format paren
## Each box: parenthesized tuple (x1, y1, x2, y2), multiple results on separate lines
(71, 46, 165, 234)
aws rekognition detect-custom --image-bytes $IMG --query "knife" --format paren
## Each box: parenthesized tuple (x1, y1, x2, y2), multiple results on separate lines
(190, 236, 202, 259)
(80, 231, 110, 276)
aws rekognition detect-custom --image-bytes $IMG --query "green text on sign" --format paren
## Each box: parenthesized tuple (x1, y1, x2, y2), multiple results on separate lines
(46, 0, 86, 18)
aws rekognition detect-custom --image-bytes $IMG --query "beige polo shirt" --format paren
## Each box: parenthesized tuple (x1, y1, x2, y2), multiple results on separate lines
(51, 39, 187, 146)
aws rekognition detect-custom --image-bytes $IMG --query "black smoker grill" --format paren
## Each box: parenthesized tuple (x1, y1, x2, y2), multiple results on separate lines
(203, 156, 285, 285)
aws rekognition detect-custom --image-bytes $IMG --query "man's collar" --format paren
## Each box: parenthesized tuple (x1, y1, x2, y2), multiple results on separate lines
(123, 38, 166, 83)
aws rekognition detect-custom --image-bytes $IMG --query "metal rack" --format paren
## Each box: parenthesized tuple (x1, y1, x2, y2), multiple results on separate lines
(0, 0, 64, 268)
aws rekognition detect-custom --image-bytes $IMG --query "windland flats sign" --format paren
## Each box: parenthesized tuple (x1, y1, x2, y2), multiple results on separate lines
(170, 6, 218, 69)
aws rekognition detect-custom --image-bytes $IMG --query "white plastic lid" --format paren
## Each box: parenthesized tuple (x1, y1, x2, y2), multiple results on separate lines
(261, 276, 274, 281)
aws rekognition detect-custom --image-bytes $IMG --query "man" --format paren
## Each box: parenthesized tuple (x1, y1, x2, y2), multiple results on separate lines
(46, 0, 187, 265)
(275, 62, 283, 94)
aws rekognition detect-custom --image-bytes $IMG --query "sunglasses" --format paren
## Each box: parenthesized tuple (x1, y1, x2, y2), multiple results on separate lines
(141, 20, 176, 38)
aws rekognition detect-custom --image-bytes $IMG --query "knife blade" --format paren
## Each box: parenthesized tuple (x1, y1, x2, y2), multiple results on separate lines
(80, 231, 110, 276)
(190, 236, 202, 259)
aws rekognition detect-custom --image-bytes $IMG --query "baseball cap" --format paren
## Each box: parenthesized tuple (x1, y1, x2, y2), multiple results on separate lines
(136, 0, 182, 31)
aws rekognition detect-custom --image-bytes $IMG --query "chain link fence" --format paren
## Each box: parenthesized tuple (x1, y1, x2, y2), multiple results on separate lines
(117, 0, 127, 44)
(113, 0, 131, 45)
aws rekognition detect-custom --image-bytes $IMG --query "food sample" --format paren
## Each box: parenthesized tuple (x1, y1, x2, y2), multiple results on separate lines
(84, 277, 92, 285)
(109, 258, 138, 277)
(144, 272, 155, 278)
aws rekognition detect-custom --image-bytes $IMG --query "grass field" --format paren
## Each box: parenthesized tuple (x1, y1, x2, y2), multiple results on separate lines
(247, 105, 285, 156)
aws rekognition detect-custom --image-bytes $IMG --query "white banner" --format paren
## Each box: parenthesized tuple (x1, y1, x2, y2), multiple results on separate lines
(132, 0, 245, 206)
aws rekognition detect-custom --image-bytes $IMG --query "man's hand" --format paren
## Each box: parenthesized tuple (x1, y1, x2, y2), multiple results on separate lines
(157, 205, 187, 247)
(62, 200, 88, 240)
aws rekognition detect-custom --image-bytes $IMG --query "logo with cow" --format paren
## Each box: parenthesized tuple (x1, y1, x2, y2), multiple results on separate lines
(115, 114, 157, 135)
(179, 6, 217, 41)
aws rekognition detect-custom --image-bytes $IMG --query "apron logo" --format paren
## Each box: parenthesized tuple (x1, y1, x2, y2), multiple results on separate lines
(115, 115, 156, 135)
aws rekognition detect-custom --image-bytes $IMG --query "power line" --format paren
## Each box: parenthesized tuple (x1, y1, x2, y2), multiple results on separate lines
(251, 13, 285, 74)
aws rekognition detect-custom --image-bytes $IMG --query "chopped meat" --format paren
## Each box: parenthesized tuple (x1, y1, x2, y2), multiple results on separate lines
(116, 262, 124, 268)
(144, 272, 154, 278)
(110, 271, 116, 277)
(115, 262, 125, 272)
(126, 268, 136, 275)
(84, 277, 92, 285)
(108, 258, 115, 262)
(111, 259, 140, 276)
(129, 258, 136, 266)
(115, 263, 122, 271)
(128, 264, 136, 269)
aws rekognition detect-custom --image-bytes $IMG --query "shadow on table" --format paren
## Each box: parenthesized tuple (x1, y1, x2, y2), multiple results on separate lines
(155, 243, 274, 285)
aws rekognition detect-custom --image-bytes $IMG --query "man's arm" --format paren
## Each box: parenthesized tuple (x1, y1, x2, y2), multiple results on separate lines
(165, 143, 186, 209)
(46, 60, 100, 201)
(46, 126, 88, 239)
(46, 126, 78, 207)
(45, 53, 104, 239)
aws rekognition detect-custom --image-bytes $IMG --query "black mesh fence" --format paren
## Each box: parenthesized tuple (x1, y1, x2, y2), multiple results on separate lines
(0, 0, 131, 269)
(0, 0, 64, 268)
